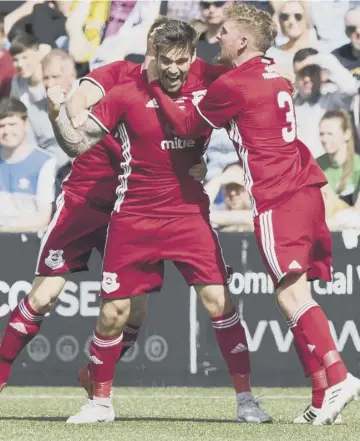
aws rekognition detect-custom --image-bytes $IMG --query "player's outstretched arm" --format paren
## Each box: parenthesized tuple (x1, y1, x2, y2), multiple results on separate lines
(148, 68, 240, 138)
(47, 86, 106, 157)
(149, 80, 206, 138)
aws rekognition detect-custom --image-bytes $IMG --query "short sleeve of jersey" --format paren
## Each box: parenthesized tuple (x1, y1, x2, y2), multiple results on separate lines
(89, 85, 128, 133)
(80, 60, 132, 96)
(197, 75, 242, 129)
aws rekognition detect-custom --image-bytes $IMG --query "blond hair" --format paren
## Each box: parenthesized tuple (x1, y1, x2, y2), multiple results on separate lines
(41, 49, 76, 76)
(224, 3, 277, 53)
(321, 109, 355, 195)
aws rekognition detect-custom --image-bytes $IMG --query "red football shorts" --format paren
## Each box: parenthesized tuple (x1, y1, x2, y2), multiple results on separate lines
(253, 186, 332, 287)
(100, 213, 229, 298)
(35, 193, 110, 275)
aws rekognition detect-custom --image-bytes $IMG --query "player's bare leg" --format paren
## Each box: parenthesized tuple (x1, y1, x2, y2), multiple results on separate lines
(78, 295, 148, 397)
(0, 275, 66, 390)
(195, 284, 272, 423)
(276, 273, 360, 424)
(67, 296, 133, 424)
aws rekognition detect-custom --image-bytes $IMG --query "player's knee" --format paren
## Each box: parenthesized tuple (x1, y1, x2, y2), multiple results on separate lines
(275, 272, 312, 317)
(28, 276, 65, 314)
(99, 298, 131, 333)
(196, 284, 233, 318)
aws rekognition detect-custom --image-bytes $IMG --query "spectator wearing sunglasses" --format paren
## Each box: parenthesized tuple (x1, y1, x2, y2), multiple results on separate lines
(268, 0, 319, 70)
(292, 47, 357, 159)
(333, 6, 360, 79)
(196, 0, 227, 64)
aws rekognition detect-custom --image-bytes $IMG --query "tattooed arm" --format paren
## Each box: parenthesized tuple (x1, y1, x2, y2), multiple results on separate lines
(50, 113, 106, 157)
(47, 85, 106, 157)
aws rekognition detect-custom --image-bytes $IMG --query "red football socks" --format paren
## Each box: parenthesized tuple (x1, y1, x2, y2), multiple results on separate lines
(212, 308, 251, 393)
(288, 321, 327, 408)
(0, 297, 44, 384)
(89, 331, 123, 398)
(293, 302, 348, 387)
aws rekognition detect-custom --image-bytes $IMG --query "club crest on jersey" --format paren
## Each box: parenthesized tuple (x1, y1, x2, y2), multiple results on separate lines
(191, 89, 207, 106)
(45, 249, 65, 270)
(101, 272, 120, 294)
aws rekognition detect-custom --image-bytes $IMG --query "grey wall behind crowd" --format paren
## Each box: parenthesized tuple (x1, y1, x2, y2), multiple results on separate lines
(0, 232, 359, 387)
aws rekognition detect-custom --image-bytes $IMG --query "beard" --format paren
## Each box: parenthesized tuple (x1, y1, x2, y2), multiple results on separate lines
(215, 47, 235, 67)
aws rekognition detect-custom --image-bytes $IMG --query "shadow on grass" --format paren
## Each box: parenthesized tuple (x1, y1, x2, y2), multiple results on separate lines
(0, 416, 274, 424)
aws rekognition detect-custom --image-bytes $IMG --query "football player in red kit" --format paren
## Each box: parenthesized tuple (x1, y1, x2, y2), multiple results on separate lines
(147, 5, 360, 425)
(0, 18, 205, 401)
(47, 20, 272, 425)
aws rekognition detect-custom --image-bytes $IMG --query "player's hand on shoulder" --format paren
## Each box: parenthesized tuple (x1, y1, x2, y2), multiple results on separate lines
(147, 58, 158, 83)
(269, 64, 296, 96)
(189, 157, 207, 182)
(47, 85, 66, 120)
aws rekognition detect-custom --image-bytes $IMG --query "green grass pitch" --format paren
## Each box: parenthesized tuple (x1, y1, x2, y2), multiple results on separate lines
(0, 387, 359, 441)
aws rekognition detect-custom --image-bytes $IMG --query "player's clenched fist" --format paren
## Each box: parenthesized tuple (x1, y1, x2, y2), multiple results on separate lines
(47, 85, 65, 120)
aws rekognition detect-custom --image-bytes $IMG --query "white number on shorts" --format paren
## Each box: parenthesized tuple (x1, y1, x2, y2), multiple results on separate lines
(277, 91, 296, 143)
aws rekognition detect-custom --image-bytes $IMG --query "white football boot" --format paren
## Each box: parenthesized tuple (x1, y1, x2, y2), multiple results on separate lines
(313, 373, 360, 425)
(66, 398, 115, 424)
(293, 404, 342, 424)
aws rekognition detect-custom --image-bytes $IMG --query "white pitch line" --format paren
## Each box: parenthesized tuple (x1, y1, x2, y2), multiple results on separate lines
(0, 394, 309, 400)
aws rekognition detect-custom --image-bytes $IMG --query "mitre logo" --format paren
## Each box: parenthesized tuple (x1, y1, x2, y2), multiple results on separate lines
(161, 137, 196, 150)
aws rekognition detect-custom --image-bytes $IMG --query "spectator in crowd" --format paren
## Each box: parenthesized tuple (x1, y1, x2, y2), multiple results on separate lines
(9, 33, 70, 169)
(4, 0, 66, 49)
(205, 162, 253, 232)
(65, 0, 110, 64)
(318, 109, 360, 208)
(100, 1, 137, 42)
(196, 0, 227, 64)
(0, 14, 15, 97)
(90, 0, 161, 68)
(268, 1, 318, 70)
(292, 47, 358, 158)
(0, 97, 56, 232)
(310, 0, 349, 53)
(333, 5, 360, 79)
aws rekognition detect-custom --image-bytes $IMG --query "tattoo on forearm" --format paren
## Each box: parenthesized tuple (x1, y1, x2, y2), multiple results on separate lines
(50, 116, 105, 157)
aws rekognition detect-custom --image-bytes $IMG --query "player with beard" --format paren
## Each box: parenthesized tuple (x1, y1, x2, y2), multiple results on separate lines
(0, 18, 206, 398)
(147, 5, 360, 425)
(47, 20, 272, 425)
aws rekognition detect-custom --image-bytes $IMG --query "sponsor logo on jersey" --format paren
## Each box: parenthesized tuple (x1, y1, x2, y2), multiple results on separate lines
(45, 249, 65, 270)
(101, 272, 120, 294)
(89, 355, 103, 365)
(146, 98, 159, 108)
(161, 137, 196, 150)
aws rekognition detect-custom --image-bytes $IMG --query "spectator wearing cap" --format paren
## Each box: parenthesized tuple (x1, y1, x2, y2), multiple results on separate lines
(293, 47, 358, 158)
(205, 162, 253, 232)
(196, 0, 227, 64)
(333, 6, 360, 80)
(0, 97, 56, 232)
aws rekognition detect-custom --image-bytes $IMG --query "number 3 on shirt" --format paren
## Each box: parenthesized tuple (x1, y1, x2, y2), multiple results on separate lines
(277, 91, 296, 143)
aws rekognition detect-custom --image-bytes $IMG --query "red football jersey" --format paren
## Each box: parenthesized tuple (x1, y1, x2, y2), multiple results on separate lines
(90, 70, 215, 216)
(62, 61, 140, 210)
(149, 56, 327, 215)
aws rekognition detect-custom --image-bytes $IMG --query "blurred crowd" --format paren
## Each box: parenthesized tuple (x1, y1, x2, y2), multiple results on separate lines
(0, 0, 360, 235)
